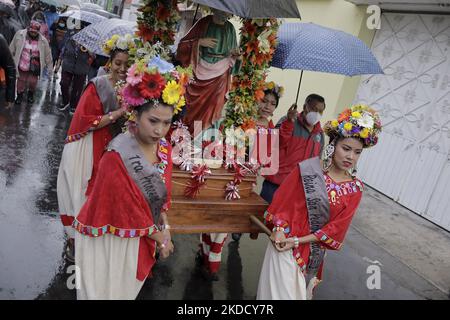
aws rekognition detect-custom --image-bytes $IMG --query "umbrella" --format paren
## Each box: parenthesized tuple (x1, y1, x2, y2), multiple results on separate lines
(40, 0, 80, 7)
(80, 2, 103, 11)
(60, 9, 106, 25)
(0, 1, 14, 16)
(191, 0, 300, 18)
(71, 18, 136, 56)
(0, 0, 14, 7)
(272, 23, 384, 103)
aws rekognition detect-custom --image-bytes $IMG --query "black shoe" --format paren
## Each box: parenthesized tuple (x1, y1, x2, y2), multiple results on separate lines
(15, 93, 24, 105)
(195, 250, 203, 266)
(199, 265, 219, 281)
(27, 91, 34, 104)
(232, 233, 242, 242)
(64, 239, 75, 263)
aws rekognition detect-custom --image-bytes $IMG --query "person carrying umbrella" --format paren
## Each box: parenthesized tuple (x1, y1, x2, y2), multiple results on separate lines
(260, 94, 326, 205)
(0, 1, 21, 44)
(49, 16, 66, 71)
(257, 105, 382, 300)
(56, 34, 133, 262)
(12, 0, 30, 29)
(58, 22, 94, 113)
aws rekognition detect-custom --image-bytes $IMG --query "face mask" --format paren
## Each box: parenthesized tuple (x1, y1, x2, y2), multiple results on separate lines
(305, 111, 322, 126)
(59, 23, 65, 28)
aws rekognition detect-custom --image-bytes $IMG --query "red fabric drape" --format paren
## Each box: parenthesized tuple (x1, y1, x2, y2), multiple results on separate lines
(66, 83, 113, 195)
(75, 146, 173, 281)
(265, 165, 363, 275)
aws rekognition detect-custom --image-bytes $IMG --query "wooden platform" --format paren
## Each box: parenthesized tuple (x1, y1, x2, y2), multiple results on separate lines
(169, 192, 268, 234)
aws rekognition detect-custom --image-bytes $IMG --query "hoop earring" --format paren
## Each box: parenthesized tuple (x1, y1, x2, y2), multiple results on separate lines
(323, 141, 335, 171)
(351, 164, 357, 178)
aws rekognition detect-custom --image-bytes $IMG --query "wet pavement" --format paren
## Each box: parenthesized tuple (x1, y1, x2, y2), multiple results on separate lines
(0, 77, 449, 300)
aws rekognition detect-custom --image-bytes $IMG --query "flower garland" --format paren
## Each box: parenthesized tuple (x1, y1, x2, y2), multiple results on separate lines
(102, 34, 137, 56)
(136, 0, 180, 48)
(222, 18, 280, 131)
(324, 104, 382, 148)
(119, 56, 192, 115)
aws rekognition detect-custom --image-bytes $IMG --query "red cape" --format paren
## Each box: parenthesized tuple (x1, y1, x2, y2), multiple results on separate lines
(65, 83, 114, 196)
(264, 165, 363, 277)
(74, 144, 173, 281)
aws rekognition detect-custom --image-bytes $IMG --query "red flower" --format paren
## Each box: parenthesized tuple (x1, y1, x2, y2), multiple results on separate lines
(138, 72, 166, 99)
(157, 5, 171, 21)
(137, 26, 154, 42)
(244, 22, 256, 36)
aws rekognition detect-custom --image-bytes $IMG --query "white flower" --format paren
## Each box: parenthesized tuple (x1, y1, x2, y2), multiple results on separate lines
(115, 37, 129, 50)
(357, 113, 374, 128)
(257, 29, 271, 54)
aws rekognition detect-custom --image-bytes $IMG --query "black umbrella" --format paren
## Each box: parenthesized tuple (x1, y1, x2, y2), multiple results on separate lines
(191, 0, 301, 18)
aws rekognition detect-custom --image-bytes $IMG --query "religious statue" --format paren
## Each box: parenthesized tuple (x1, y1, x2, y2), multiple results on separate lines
(176, 8, 241, 132)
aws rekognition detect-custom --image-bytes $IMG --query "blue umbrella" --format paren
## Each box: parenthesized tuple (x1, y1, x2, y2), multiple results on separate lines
(272, 23, 383, 103)
(71, 18, 136, 56)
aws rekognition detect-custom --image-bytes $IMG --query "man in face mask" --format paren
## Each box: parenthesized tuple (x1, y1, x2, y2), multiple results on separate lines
(260, 94, 326, 204)
(9, 19, 53, 104)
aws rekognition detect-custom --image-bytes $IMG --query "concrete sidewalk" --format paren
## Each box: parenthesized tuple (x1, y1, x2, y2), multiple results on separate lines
(345, 186, 450, 299)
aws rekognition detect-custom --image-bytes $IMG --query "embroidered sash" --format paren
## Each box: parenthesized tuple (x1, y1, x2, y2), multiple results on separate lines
(108, 132, 168, 224)
(299, 157, 330, 276)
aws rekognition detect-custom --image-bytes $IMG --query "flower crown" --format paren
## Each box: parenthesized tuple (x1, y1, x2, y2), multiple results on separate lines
(324, 104, 382, 148)
(119, 56, 192, 115)
(102, 34, 136, 56)
(263, 81, 284, 98)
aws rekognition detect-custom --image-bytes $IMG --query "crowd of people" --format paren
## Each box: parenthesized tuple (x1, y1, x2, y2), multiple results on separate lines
(0, 3, 383, 300)
(0, 0, 105, 112)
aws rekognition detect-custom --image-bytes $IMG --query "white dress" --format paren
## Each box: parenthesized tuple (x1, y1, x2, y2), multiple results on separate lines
(75, 233, 145, 300)
(56, 133, 93, 238)
(257, 242, 307, 300)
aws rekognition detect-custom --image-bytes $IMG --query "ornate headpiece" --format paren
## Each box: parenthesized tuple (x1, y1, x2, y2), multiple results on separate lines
(263, 81, 284, 98)
(119, 55, 192, 115)
(102, 34, 136, 56)
(324, 104, 382, 148)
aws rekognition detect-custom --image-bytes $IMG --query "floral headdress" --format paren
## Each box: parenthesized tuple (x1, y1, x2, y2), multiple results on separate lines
(263, 81, 284, 99)
(102, 34, 136, 56)
(119, 55, 192, 115)
(324, 104, 382, 148)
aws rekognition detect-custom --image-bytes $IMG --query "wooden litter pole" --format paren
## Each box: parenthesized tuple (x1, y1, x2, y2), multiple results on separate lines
(249, 215, 271, 236)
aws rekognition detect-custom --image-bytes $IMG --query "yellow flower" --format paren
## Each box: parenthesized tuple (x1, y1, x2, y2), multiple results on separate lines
(360, 128, 369, 138)
(331, 120, 339, 128)
(173, 96, 185, 115)
(266, 81, 274, 90)
(352, 111, 362, 118)
(162, 80, 181, 105)
(344, 123, 353, 131)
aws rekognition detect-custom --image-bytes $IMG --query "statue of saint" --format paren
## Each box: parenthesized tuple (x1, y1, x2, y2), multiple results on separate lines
(176, 8, 241, 132)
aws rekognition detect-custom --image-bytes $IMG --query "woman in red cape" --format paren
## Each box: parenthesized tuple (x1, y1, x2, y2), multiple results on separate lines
(73, 100, 174, 300)
(257, 105, 382, 300)
(56, 38, 131, 260)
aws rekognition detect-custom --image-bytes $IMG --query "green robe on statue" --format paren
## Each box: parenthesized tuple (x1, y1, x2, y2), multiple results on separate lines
(176, 15, 240, 132)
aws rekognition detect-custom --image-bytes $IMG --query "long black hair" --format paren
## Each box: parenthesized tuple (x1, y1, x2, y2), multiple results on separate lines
(135, 100, 174, 118)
